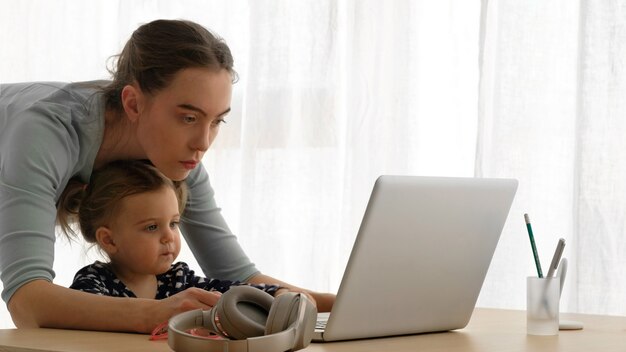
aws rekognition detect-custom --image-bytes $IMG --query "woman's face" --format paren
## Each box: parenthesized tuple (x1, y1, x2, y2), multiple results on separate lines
(137, 67, 232, 181)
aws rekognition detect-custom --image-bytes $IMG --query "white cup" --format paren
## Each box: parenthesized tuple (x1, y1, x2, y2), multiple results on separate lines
(527, 276, 559, 335)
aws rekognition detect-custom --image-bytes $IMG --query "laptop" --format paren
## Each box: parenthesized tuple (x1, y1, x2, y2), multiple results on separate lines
(313, 175, 518, 342)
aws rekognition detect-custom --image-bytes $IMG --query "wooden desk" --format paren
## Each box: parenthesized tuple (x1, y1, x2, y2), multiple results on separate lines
(1, 308, 625, 352)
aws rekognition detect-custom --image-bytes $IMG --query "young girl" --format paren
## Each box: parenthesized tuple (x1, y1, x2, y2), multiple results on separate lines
(62, 159, 280, 299)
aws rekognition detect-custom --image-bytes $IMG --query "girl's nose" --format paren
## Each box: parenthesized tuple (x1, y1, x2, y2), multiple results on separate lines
(161, 229, 175, 244)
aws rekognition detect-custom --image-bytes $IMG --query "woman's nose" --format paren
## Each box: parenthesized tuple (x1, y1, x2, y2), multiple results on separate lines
(191, 125, 212, 152)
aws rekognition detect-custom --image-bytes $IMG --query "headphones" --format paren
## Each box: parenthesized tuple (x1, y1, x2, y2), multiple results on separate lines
(168, 286, 318, 352)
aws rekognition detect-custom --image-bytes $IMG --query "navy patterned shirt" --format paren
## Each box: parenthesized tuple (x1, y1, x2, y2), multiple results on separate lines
(70, 261, 280, 299)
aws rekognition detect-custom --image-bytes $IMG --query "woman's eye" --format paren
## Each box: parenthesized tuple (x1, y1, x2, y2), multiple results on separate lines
(146, 224, 158, 232)
(183, 115, 197, 124)
(212, 119, 227, 127)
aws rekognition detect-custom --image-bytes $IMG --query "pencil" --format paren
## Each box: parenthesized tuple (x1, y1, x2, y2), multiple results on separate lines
(524, 213, 543, 278)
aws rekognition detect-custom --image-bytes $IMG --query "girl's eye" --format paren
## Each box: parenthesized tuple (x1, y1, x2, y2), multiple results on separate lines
(183, 115, 197, 124)
(170, 221, 180, 229)
(146, 224, 158, 232)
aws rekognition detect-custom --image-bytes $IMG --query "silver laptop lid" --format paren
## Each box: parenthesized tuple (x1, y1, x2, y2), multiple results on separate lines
(320, 175, 518, 341)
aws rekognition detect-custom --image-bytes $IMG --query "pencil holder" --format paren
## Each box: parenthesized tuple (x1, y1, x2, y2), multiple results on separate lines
(526, 276, 559, 335)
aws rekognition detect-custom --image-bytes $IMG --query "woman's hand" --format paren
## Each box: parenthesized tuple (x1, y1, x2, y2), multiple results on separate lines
(248, 273, 337, 313)
(308, 292, 336, 313)
(145, 288, 222, 332)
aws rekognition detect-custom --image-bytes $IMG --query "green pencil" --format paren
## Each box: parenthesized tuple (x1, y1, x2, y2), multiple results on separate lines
(524, 213, 543, 278)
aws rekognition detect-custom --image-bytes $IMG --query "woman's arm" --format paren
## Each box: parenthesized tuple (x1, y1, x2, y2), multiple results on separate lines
(180, 167, 335, 311)
(247, 273, 336, 313)
(170, 262, 279, 296)
(8, 279, 220, 332)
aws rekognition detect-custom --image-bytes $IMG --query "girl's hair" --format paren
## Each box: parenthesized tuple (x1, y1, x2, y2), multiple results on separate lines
(56, 160, 188, 242)
(103, 19, 237, 112)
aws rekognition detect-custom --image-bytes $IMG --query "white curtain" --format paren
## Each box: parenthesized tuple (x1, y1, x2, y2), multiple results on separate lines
(1, 0, 623, 329)
(205, 0, 480, 296)
(477, 0, 626, 316)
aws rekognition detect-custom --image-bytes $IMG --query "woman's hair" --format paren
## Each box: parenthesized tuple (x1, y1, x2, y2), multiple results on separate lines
(57, 160, 188, 242)
(103, 19, 237, 112)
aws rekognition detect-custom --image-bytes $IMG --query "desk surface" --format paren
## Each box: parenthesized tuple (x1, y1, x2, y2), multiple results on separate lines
(1, 308, 625, 352)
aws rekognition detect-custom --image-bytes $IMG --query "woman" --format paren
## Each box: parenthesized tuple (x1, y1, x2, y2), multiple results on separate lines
(0, 19, 334, 332)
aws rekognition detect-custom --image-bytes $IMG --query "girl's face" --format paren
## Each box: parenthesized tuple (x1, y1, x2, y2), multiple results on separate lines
(107, 186, 182, 276)
(137, 67, 233, 181)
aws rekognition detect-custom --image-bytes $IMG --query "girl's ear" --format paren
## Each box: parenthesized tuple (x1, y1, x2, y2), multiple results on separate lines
(120, 83, 145, 123)
(95, 226, 118, 255)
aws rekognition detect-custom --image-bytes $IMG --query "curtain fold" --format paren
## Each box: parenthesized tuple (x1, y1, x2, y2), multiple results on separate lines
(202, 0, 481, 294)
(476, 0, 626, 315)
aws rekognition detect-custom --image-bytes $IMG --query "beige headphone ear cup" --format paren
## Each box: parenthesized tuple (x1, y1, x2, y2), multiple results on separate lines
(264, 292, 303, 335)
(294, 296, 318, 350)
(214, 286, 275, 340)
(265, 292, 318, 350)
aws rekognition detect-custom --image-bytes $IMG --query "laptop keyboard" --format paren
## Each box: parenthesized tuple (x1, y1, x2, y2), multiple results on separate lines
(315, 314, 329, 332)
(315, 320, 327, 331)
